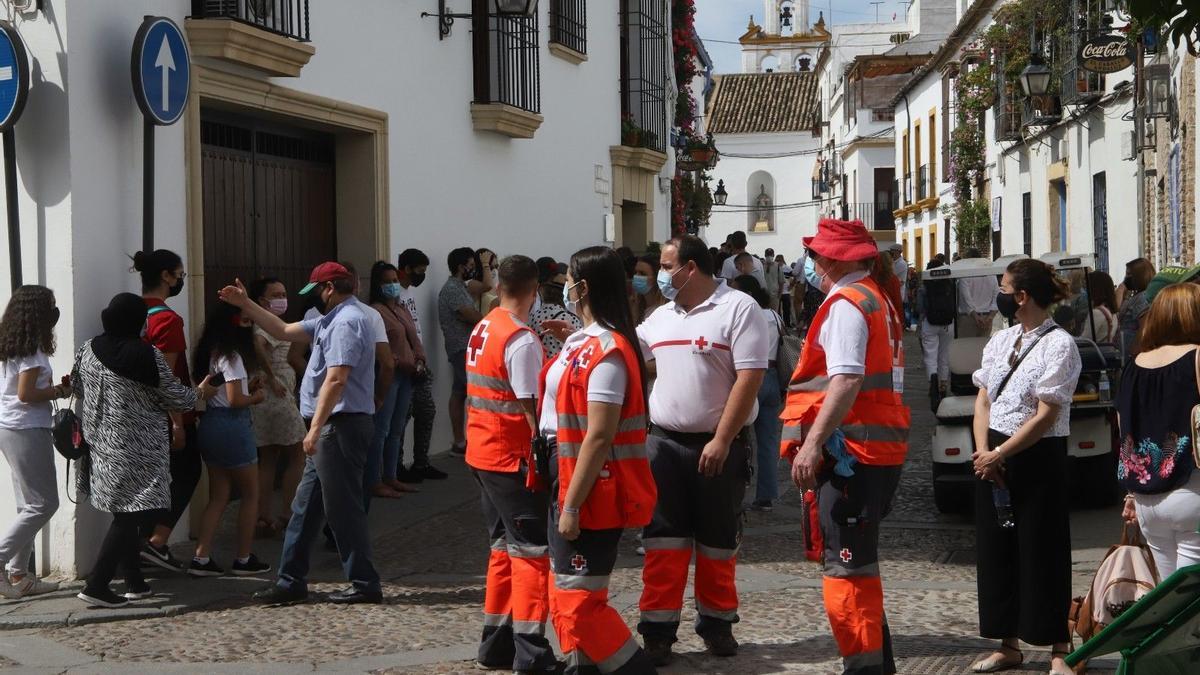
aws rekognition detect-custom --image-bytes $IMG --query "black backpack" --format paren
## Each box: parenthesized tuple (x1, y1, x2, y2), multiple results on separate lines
(924, 279, 956, 326)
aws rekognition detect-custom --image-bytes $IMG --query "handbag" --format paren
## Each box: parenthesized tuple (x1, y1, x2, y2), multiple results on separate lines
(774, 311, 801, 387)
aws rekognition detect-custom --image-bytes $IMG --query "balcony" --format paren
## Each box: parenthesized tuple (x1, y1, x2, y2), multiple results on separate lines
(915, 165, 929, 202)
(187, 1, 315, 77)
(847, 202, 896, 231)
(1061, 55, 1104, 107)
(1022, 93, 1063, 128)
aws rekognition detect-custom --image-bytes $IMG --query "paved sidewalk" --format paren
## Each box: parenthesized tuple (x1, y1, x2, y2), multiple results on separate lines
(0, 336, 1126, 673)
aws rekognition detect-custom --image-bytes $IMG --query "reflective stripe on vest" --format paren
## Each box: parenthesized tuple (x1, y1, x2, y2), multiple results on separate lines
(465, 308, 543, 472)
(780, 277, 910, 466)
(554, 330, 657, 530)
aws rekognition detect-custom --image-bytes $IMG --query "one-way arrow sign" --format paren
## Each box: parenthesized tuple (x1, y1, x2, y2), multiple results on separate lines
(131, 16, 190, 126)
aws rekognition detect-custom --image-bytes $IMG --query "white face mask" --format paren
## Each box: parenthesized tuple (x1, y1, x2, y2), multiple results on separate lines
(531, 293, 543, 318)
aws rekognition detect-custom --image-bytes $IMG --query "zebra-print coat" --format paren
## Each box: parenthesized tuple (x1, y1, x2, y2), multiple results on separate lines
(73, 340, 197, 513)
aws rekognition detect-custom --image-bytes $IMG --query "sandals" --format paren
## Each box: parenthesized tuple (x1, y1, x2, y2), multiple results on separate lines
(1049, 649, 1075, 675)
(972, 645, 1024, 673)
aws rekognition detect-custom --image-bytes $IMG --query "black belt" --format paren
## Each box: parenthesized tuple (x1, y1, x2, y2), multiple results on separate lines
(303, 412, 371, 425)
(650, 425, 717, 446)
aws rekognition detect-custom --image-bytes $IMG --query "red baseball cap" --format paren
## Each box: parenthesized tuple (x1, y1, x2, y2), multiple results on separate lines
(802, 218, 878, 262)
(299, 262, 353, 295)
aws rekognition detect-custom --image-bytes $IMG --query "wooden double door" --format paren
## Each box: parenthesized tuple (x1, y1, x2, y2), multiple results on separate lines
(200, 113, 336, 320)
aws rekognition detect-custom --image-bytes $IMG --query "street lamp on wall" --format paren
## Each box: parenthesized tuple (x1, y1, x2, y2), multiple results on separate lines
(1018, 55, 1052, 97)
(713, 180, 728, 206)
(1145, 64, 1173, 120)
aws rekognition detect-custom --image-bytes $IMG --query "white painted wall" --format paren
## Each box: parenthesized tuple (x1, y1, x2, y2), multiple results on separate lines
(707, 131, 820, 259)
(0, 0, 676, 575)
(895, 66, 953, 261)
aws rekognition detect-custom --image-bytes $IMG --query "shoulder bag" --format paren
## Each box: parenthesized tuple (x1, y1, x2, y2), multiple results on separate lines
(774, 311, 801, 388)
(992, 325, 1062, 400)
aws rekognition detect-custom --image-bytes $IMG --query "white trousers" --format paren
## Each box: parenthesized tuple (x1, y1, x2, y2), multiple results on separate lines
(920, 320, 952, 383)
(1134, 472, 1200, 579)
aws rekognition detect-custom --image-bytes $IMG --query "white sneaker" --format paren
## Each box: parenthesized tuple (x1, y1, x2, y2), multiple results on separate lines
(11, 576, 59, 598)
(0, 576, 20, 600)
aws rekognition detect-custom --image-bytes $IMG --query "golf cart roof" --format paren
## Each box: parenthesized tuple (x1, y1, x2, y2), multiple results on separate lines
(1039, 252, 1096, 271)
(921, 256, 1023, 281)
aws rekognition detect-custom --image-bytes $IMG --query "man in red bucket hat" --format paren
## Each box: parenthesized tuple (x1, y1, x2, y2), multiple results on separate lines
(780, 219, 911, 675)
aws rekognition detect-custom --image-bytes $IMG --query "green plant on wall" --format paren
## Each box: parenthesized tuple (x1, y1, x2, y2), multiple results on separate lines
(944, 198, 992, 255)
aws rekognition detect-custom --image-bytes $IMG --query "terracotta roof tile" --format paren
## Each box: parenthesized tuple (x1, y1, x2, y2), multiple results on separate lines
(707, 72, 820, 135)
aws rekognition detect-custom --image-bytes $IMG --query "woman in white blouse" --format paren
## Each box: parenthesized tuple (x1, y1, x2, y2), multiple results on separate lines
(969, 259, 1082, 675)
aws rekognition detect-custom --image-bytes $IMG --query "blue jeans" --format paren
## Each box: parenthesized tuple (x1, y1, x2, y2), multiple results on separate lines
(276, 414, 380, 594)
(366, 373, 414, 487)
(753, 367, 783, 503)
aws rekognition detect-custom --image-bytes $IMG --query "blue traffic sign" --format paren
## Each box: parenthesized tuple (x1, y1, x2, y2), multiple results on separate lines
(0, 22, 30, 132)
(131, 17, 190, 126)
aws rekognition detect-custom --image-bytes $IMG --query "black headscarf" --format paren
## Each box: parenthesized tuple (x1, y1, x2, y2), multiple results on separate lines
(91, 293, 159, 387)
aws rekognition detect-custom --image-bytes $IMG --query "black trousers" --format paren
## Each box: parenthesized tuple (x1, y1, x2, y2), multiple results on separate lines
(87, 510, 156, 593)
(975, 431, 1071, 645)
(150, 423, 201, 533)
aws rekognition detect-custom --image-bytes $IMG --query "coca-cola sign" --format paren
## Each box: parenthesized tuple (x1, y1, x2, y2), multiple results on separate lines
(1078, 35, 1133, 74)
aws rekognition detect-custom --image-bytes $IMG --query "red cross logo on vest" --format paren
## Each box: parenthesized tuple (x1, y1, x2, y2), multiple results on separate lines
(694, 336, 709, 351)
(571, 554, 587, 572)
(466, 320, 491, 367)
(576, 345, 596, 370)
(840, 548, 853, 564)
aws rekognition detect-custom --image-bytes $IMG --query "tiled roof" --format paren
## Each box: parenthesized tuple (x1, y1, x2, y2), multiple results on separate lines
(706, 72, 820, 135)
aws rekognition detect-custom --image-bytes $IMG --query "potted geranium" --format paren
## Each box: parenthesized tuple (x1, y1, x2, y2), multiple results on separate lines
(686, 133, 717, 166)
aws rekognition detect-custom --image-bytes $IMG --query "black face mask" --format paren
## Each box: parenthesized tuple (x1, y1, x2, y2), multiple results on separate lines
(410, 272, 426, 288)
(49, 307, 60, 327)
(996, 291, 1020, 320)
(1123, 275, 1143, 293)
(168, 277, 185, 298)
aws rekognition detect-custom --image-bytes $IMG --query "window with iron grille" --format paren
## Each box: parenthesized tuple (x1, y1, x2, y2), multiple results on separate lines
(1061, 0, 1107, 107)
(620, 0, 668, 153)
(550, 0, 587, 55)
(1022, 191, 1032, 256)
(993, 52, 1023, 142)
(474, 4, 541, 114)
(192, 0, 311, 42)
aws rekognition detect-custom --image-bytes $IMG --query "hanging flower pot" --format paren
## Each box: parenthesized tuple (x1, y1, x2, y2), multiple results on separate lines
(677, 157, 706, 171)
(688, 147, 715, 164)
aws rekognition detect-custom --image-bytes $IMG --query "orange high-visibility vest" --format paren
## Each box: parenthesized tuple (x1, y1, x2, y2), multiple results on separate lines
(780, 277, 910, 466)
(554, 329, 656, 530)
(466, 308, 542, 473)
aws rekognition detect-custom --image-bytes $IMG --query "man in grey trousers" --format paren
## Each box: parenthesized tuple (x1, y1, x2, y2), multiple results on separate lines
(220, 261, 382, 605)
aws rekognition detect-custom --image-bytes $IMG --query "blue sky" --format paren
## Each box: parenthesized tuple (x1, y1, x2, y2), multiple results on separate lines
(694, 0, 913, 74)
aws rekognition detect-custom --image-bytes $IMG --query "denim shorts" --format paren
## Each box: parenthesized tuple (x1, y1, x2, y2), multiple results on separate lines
(198, 407, 258, 469)
(449, 349, 468, 394)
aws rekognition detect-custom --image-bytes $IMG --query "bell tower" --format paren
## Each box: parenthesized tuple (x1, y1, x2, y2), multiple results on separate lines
(739, 0, 827, 74)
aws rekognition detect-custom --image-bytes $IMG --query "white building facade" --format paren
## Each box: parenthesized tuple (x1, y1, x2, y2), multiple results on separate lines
(0, 0, 677, 576)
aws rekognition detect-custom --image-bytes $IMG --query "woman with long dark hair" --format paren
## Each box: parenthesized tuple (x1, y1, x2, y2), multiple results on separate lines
(367, 261, 421, 499)
(970, 259, 1081, 674)
(188, 303, 271, 578)
(0, 286, 71, 599)
(1086, 270, 1118, 343)
(539, 246, 658, 674)
(247, 277, 306, 536)
(730, 274, 784, 512)
(131, 249, 199, 571)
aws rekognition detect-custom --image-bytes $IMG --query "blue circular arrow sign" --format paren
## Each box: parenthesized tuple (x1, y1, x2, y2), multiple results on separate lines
(0, 22, 30, 132)
(131, 16, 190, 126)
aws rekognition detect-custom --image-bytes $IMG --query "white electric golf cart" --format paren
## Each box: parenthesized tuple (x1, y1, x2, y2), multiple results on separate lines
(924, 252, 1122, 513)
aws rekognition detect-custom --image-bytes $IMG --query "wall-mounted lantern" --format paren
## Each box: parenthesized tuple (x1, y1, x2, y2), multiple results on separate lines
(713, 180, 728, 206)
(1019, 55, 1052, 97)
(1144, 64, 1173, 120)
(423, 0, 538, 40)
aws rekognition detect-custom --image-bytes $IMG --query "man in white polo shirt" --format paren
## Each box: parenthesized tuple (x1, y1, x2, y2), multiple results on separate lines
(635, 235, 768, 666)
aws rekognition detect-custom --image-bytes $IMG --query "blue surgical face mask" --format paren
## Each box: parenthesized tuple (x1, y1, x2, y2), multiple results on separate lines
(632, 274, 651, 296)
(381, 282, 402, 299)
(657, 268, 679, 300)
(804, 256, 823, 289)
(563, 281, 582, 315)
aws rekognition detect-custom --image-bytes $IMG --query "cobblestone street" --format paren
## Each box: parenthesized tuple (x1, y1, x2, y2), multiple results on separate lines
(0, 337, 1123, 673)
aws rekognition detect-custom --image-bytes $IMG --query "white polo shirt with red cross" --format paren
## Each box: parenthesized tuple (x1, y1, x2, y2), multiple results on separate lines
(637, 279, 769, 433)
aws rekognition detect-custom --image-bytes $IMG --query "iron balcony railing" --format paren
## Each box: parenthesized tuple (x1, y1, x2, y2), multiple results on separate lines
(916, 165, 930, 202)
(192, 0, 310, 42)
(1023, 94, 1063, 127)
(620, 0, 668, 153)
(847, 202, 896, 230)
(475, 10, 542, 114)
(550, 0, 587, 55)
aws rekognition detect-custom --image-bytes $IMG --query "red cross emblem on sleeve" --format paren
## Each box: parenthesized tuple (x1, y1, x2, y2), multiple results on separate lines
(839, 548, 853, 563)
(467, 320, 491, 367)
(571, 554, 587, 572)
